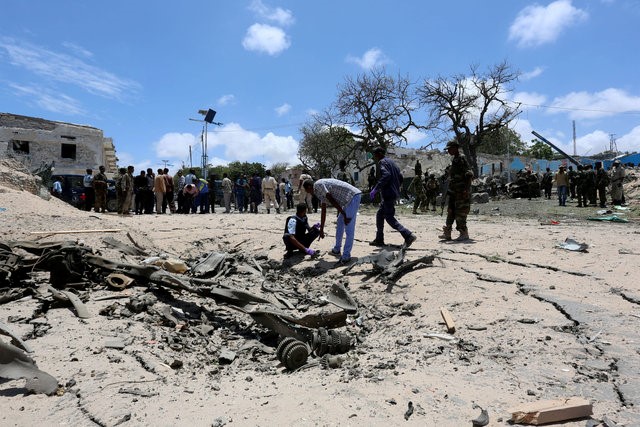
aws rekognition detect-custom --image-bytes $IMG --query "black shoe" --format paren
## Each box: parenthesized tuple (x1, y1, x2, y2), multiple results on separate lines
(335, 257, 352, 266)
(404, 233, 417, 248)
(369, 239, 385, 247)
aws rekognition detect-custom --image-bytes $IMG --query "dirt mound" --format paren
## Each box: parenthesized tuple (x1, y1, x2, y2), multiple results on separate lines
(0, 157, 42, 194)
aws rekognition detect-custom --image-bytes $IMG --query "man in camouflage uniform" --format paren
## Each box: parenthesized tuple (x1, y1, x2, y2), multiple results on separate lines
(576, 165, 588, 208)
(424, 173, 438, 212)
(407, 173, 427, 214)
(439, 140, 474, 241)
(595, 161, 610, 208)
(584, 164, 597, 206)
(610, 160, 625, 205)
(93, 165, 108, 213)
(120, 166, 134, 215)
(567, 165, 577, 199)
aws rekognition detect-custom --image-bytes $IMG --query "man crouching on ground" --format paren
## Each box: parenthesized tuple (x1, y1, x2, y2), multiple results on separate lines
(303, 178, 361, 266)
(283, 203, 321, 258)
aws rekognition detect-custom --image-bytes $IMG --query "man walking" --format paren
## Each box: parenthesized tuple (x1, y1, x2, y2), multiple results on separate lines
(369, 147, 417, 247)
(439, 141, 474, 241)
(303, 178, 361, 265)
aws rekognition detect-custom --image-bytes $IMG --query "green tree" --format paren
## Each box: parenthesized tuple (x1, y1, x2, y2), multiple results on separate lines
(269, 162, 289, 180)
(524, 139, 554, 160)
(208, 161, 266, 179)
(298, 124, 356, 178)
(477, 127, 526, 155)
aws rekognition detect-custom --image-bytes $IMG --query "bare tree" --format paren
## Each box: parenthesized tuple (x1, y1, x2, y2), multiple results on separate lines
(311, 68, 428, 172)
(418, 61, 521, 175)
(298, 123, 354, 178)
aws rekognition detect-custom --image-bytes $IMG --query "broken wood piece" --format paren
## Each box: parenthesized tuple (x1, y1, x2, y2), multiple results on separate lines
(440, 307, 456, 333)
(30, 228, 123, 235)
(509, 397, 592, 425)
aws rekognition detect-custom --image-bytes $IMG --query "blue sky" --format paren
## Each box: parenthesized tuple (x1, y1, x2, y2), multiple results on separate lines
(1, 0, 639, 172)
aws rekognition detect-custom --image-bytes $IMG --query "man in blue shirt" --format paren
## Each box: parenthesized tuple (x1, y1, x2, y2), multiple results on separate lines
(369, 146, 417, 248)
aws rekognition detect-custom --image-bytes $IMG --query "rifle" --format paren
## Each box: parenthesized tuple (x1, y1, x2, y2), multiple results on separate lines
(440, 178, 450, 216)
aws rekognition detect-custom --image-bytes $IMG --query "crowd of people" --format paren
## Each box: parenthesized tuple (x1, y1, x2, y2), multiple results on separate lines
(72, 146, 630, 266)
(79, 167, 302, 216)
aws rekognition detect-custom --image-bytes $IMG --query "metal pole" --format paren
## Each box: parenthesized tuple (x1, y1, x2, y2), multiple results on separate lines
(203, 121, 208, 180)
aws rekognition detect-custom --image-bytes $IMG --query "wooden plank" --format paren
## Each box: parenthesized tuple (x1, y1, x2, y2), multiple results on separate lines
(30, 228, 123, 235)
(509, 397, 592, 425)
(440, 307, 456, 333)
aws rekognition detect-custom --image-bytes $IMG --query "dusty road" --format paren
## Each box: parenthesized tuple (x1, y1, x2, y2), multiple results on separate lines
(1, 186, 639, 426)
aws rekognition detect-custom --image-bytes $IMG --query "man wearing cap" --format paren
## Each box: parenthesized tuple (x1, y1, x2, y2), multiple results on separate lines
(369, 147, 417, 248)
(440, 140, 474, 241)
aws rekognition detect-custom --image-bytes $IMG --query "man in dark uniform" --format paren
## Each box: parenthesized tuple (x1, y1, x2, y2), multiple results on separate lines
(369, 146, 417, 247)
(595, 161, 610, 208)
(576, 165, 588, 208)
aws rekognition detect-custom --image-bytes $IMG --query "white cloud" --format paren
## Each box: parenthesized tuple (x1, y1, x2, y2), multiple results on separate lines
(575, 130, 611, 155)
(217, 94, 236, 106)
(242, 23, 290, 56)
(207, 123, 299, 166)
(9, 83, 85, 115)
(154, 132, 199, 160)
(275, 103, 291, 116)
(512, 91, 548, 109)
(152, 124, 299, 169)
(520, 66, 545, 81)
(346, 48, 389, 70)
(549, 88, 640, 119)
(403, 128, 429, 146)
(248, 0, 294, 26)
(0, 37, 139, 100)
(509, 117, 535, 144)
(62, 41, 93, 58)
(509, 0, 588, 47)
(116, 152, 154, 174)
(617, 125, 640, 153)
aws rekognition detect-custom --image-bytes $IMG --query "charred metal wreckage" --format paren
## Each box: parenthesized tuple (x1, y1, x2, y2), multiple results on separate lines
(0, 236, 434, 394)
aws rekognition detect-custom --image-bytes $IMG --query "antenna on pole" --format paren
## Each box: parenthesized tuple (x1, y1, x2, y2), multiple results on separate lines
(572, 120, 577, 156)
(609, 133, 618, 154)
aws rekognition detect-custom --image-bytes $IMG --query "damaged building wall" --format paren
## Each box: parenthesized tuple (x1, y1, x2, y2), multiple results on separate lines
(0, 113, 117, 175)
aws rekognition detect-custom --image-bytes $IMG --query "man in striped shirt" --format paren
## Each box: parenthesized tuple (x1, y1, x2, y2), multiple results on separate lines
(303, 178, 361, 265)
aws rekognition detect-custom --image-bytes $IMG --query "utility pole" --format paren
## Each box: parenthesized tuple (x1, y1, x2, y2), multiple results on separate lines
(609, 133, 618, 154)
(189, 109, 222, 180)
(189, 146, 192, 168)
(572, 120, 577, 156)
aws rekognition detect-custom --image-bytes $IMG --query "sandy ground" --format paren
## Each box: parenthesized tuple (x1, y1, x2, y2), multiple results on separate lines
(1, 184, 640, 427)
